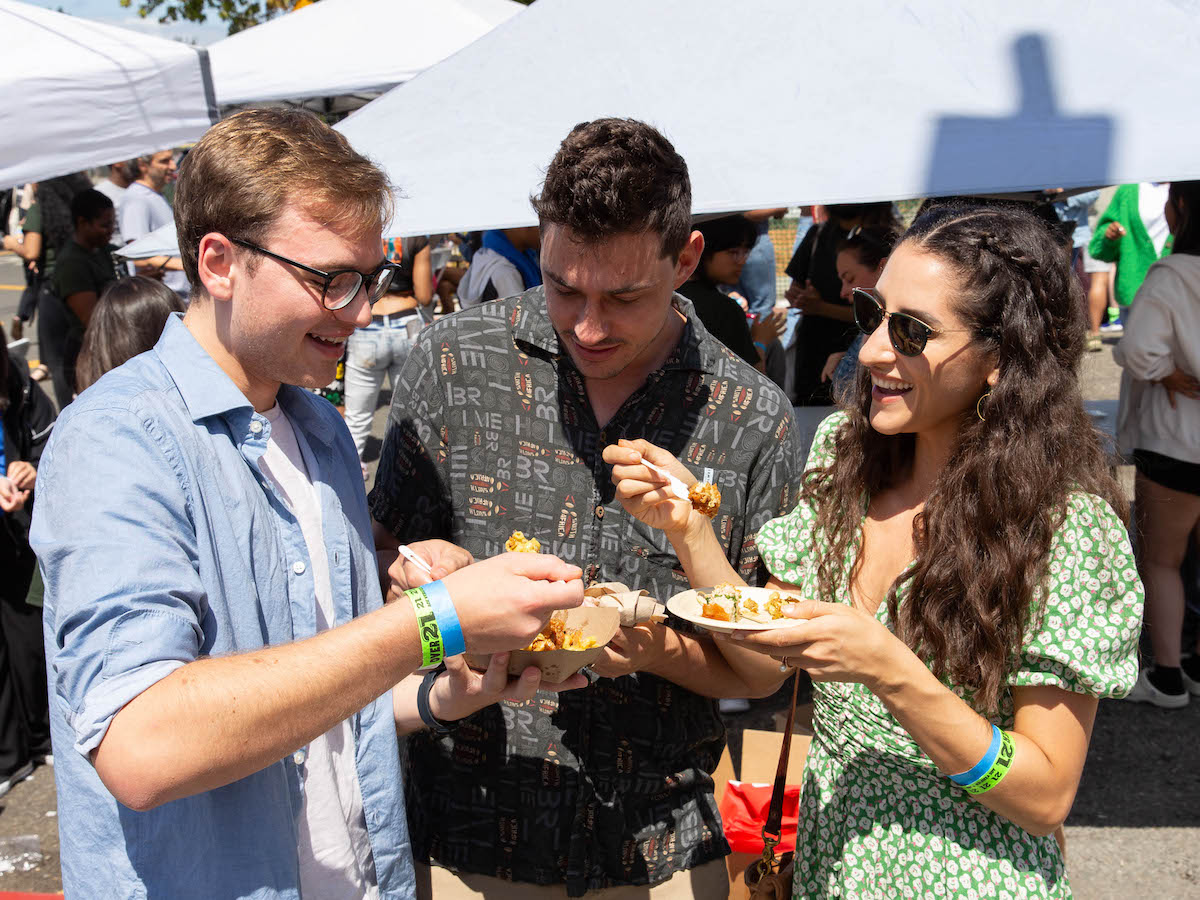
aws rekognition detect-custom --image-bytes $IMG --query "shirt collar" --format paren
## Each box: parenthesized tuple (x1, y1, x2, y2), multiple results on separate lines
(154, 313, 255, 424)
(154, 315, 337, 447)
(511, 285, 718, 375)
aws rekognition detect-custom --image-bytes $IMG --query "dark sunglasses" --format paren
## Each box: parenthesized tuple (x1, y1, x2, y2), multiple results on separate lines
(231, 238, 399, 310)
(851, 287, 942, 357)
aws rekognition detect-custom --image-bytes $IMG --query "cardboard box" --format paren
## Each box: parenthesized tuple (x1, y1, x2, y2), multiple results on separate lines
(714, 706, 813, 900)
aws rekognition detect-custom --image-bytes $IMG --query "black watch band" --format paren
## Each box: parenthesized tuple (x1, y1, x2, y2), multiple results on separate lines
(417, 663, 453, 733)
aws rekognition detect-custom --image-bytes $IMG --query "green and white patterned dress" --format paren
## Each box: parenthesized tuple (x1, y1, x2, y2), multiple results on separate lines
(754, 413, 1144, 900)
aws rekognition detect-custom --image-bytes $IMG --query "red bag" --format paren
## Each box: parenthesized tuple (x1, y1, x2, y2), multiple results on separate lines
(718, 780, 801, 854)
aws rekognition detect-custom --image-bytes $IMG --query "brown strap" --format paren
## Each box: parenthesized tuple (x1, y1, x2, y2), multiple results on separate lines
(763, 670, 800, 843)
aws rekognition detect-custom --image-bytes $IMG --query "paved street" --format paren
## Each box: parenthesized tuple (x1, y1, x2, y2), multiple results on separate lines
(1, 250, 1197, 897)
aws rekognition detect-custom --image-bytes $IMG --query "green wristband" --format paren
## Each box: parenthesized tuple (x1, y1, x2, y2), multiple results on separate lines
(405, 586, 446, 668)
(963, 729, 1015, 795)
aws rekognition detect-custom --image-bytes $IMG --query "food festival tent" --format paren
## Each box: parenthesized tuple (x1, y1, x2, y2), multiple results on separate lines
(334, 0, 1200, 236)
(207, 0, 524, 108)
(0, 0, 217, 190)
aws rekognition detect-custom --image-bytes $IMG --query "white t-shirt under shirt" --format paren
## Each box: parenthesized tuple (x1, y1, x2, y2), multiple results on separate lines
(257, 404, 379, 900)
(1139, 182, 1171, 256)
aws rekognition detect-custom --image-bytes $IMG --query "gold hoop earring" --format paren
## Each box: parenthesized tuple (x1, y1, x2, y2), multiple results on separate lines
(976, 391, 990, 422)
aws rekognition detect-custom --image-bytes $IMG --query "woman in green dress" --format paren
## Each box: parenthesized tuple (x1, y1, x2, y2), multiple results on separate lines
(604, 203, 1143, 899)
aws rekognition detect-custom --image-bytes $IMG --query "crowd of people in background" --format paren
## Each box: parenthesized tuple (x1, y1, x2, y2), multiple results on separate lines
(0, 108, 1197, 899)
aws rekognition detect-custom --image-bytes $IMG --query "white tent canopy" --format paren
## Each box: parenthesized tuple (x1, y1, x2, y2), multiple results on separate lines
(208, 0, 523, 108)
(0, 1, 216, 190)
(336, 0, 1200, 237)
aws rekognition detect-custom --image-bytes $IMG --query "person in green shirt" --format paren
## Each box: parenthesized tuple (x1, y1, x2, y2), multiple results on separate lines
(1088, 182, 1173, 322)
(44, 190, 117, 407)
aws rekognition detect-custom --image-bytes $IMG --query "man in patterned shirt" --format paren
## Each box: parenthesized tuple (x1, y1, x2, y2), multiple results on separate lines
(371, 118, 804, 898)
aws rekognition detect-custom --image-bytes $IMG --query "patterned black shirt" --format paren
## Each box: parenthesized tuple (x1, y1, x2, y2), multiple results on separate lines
(370, 287, 804, 895)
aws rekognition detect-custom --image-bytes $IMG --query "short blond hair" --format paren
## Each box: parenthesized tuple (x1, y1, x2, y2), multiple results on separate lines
(174, 109, 392, 293)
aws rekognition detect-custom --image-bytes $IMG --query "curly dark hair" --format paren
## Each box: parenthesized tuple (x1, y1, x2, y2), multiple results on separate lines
(530, 117, 692, 260)
(806, 203, 1125, 712)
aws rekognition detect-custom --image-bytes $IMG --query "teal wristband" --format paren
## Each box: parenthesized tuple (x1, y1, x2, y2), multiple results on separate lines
(423, 579, 464, 658)
(950, 724, 1002, 786)
(962, 730, 1016, 795)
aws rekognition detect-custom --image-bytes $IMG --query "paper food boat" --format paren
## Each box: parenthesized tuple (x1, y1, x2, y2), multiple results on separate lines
(584, 582, 666, 626)
(464, 606, 621, 684)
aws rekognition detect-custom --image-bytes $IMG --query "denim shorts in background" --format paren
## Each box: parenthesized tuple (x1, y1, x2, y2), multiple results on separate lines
(344, 314, 418, 460)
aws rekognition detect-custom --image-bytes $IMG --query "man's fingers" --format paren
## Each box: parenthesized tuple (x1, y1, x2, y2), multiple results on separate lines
(602, 443, 642, 465)
(402, 563, 435, 587)
(525, 577, 585, 613)
(614, 480, 677, 506)
(504, 667, 543, 703)
(544, 672, 589, 693)
(502, 552, 584, 584)
(610, 464, 664, 486)
(620, 438, 679, 471)
(480, 652, 511, 695)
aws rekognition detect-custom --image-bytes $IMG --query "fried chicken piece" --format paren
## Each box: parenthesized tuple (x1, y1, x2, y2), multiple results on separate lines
(741, 598, 760, 614)
(505, 530, 542, 553)
(766, 593, 785, 619)
(687, 482, 721, 518)
(524, 615, 598, 652)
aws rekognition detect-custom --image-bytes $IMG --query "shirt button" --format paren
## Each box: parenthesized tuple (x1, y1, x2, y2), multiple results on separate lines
(293, 749, 306, 766)
(292, 561, 307, 575)
(250, 420, 263, 434)
(594, 506, 605, 519)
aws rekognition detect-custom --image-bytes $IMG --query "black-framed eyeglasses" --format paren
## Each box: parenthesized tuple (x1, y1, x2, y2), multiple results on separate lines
(852, 287, 946, 357)
(231, 238, 399, 310)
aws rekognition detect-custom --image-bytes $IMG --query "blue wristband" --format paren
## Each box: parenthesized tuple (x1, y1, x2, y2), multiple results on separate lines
(950, 724, 1002, 786)
(423, 580, 465, 659)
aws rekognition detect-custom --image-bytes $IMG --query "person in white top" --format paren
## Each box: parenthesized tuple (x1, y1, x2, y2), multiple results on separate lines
(119, 149, 190, 299)
(92, 160, 135, 247)
(1115, 180, 1200, 709)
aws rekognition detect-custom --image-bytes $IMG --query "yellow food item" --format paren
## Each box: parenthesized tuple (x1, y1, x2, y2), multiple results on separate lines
(687, 482, 721, 518)
(766, 592, 785, 619)
(523, 613, 597, 651)
(563, 629, 597, 650)
(505, 530, 542, 553)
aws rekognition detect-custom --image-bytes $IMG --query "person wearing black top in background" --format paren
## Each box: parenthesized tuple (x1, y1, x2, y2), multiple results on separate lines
(785, 202, 898, 405)
(0, 323, 55, 796)
(678, 214, 787, 385)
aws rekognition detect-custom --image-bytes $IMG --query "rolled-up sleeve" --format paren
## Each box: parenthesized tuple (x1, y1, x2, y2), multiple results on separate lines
(30, 406, 205, 758)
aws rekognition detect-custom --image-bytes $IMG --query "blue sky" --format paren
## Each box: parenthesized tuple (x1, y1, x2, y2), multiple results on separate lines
(47, 0, 230, 45)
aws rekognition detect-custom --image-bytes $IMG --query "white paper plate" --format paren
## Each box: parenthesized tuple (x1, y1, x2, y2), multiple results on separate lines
(666, 587, 803, 634)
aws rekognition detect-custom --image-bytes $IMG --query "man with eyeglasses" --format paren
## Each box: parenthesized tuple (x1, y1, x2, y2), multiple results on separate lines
(30, 109, 586, 900)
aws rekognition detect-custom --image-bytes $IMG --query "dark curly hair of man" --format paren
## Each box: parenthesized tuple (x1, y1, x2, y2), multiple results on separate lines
(531, 117, 692, 261)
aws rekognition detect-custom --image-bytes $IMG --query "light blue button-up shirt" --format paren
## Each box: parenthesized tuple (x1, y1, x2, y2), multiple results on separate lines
(31, 315, 414, 899)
